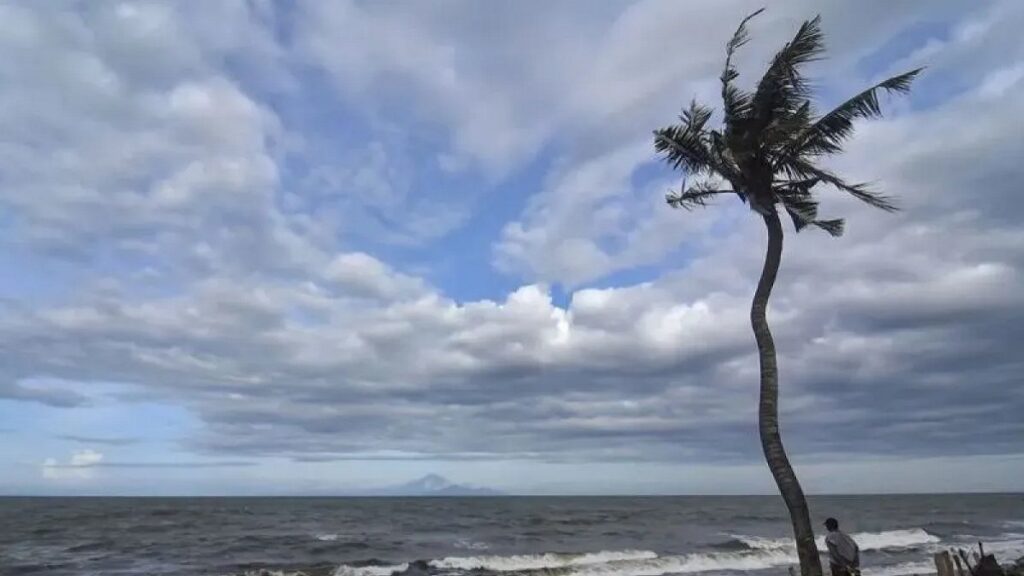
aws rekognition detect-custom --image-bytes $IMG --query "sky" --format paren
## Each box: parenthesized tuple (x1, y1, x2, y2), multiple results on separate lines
(1, 0, 1023, 496)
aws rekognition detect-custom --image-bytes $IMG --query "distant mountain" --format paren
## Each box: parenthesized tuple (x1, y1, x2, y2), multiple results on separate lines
(382, 474, 502, 496)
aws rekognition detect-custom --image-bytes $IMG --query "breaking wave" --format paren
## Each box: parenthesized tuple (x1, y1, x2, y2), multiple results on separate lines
(861, 560, 936, 576)
(429, 550, 659, 571)
(335, 549, 796, 576)
(562, 550, 797, 576)
(327, 533, 1023, 576)
(733, 528, 940, 553)
(975, 537, 1024, 559)
(333, 563, 411, 576)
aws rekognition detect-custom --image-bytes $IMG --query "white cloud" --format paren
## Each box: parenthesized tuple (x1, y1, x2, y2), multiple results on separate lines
(70, 449, 105, 467)
(42, 450, 105, 480)
(324, 252, 428, 301)
(485, 0, 977, 286)
(493, 141, 721, 286)
(0, 2, 317, 278)
(0, 0, 1022, 489)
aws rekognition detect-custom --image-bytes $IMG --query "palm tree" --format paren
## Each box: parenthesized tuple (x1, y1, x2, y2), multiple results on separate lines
(653, 11, 919, 576)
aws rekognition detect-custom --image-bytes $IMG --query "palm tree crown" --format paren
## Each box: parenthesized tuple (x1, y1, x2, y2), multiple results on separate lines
(654, 9, 921, 235)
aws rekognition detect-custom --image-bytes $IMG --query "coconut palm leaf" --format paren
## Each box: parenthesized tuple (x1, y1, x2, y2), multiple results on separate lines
(783, 68, 922, 160)
(782, 159, 898, 212)
(721, 8, 763, 123)
(751, 15, 824, 127)
(667, 180, 734, 210)
(652, 100, 716, 175)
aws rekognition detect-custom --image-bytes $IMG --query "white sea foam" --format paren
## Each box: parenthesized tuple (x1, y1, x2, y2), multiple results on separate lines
(924, 533, 1024, 560)
(329, 533, 1024, 576)
(849, 529, 941, 551)
(453, 538, 490, 550)
(241, 571, 319, 576)
(434, 546, 950, 576)
(425, 548, 803, 576)
(430, 550, 659, 571)
(976, 537, 1024, 559)
(316, 533, 340, 542)
(861, 560, 936, 576)
(332, 564, 410, 576)
(735, 528, 940, 553)
(563, 550, 797, 576)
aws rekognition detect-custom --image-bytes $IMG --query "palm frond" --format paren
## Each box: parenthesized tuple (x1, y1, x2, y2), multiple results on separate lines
(776, 181, 817, 229)
(752, 15, 825, 125)
(721, 8, 763, 123)
(783, 160, 898, 212)
(777, 184, 844, 236)
(812, 218, 845, 236)
(655, 10, 915, 233)
(774, 176, 819, 196)
(784, 68, 922, 159)
(653, 100, 717, 175)
(667, 180, 734, 210)
(709, 129, 744, 185)
(763, 99, 813, 151)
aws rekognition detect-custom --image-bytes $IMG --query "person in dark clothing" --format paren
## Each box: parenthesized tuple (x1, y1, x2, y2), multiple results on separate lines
(824, 518, 860, 576)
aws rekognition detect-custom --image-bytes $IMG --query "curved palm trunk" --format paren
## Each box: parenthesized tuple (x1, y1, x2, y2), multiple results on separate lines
(752, 210, 823, 576)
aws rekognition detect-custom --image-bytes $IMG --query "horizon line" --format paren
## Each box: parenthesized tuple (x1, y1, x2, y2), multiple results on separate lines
(3, 490, 1022, 498)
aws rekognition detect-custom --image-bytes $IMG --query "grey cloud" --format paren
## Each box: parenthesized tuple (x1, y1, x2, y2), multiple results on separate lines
(0, 0, 1021, 473)
(0, 2, 320, 280)
(56, 435, 139, 446)
(3, 231, 1022, 464)
(94, 461, 258, 469)
(0, 382, 88, 408)
(43, 461, 256, 469)
(490, 0, 994, 286)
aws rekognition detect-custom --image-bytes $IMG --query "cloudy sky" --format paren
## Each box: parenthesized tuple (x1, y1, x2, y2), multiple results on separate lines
(1, 0, 1023, 496)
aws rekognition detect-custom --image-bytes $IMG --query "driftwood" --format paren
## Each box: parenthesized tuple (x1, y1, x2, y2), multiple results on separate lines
(954, 553, 968, 576)
(935, 543, 1006, 576)
(937, 551, 958, 576)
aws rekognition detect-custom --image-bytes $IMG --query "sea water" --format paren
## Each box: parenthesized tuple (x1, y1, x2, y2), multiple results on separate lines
(1, 494, 1022, 576)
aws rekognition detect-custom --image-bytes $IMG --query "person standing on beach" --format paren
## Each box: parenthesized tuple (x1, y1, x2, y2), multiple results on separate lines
(824, 518, 860, 576)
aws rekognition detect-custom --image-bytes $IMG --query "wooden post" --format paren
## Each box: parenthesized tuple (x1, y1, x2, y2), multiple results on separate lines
(954, 553, 967, 576)
(936, 551, 957, 576)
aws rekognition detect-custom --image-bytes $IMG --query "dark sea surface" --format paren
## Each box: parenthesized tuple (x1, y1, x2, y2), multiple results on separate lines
(2, 495, 1023, 576)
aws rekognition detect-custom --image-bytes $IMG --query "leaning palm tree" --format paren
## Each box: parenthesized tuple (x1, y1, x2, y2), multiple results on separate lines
(653, 11, 919, 576)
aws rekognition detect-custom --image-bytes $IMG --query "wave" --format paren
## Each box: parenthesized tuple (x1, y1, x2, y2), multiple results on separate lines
(387, 549, 801, 576)
(852, 529, 942, 551)
(733, 528, 940, 553)
(974, 537, 1024, 559)
(240, 565, 313, 569)
(66, 540, 114, 553)
(329, 545, 927, 576)
(317, 534, 341, 542)
(452, 538, 490, 551)
(563, 550, 798, 576)
(862, 560, 936, 576)
(333, 563, 411, 576)
(429, 550, 659, 571)
(327, 534, 1023, 576)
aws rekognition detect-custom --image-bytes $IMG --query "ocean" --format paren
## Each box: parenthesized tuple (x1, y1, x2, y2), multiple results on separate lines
(1, 494, 1022, 576)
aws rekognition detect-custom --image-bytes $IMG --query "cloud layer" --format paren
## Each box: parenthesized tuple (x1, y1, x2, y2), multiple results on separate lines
(0, 1, 1021, 491)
